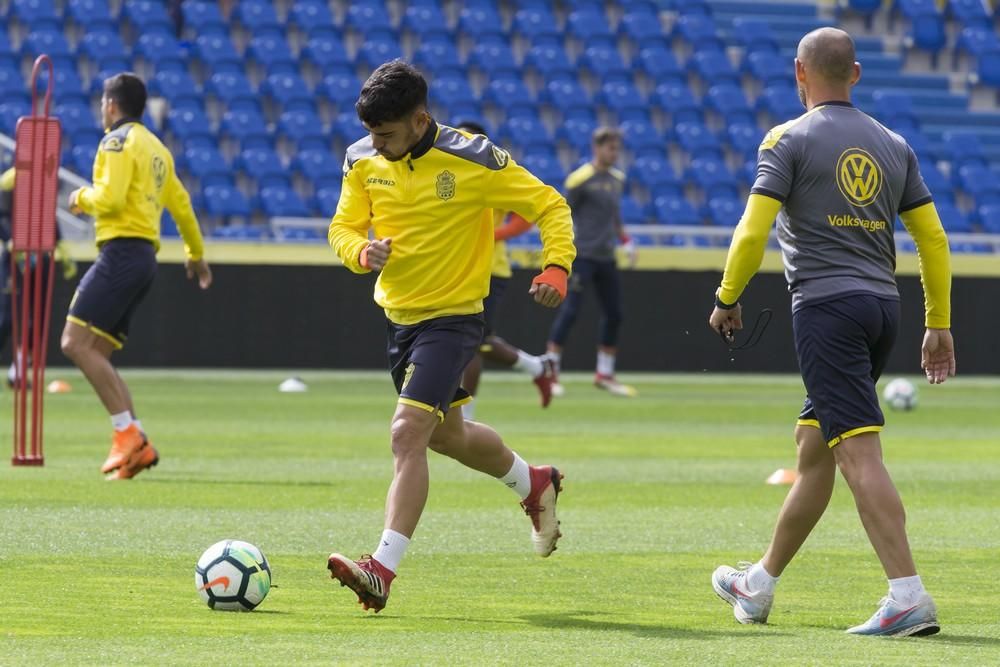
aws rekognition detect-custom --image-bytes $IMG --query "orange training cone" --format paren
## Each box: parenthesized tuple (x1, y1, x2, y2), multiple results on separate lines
(46, 379, 72, 394)
(766, 468, 797, 485)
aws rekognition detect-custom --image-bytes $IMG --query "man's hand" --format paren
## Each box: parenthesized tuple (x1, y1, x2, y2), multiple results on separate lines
(361, 238, 392, 271)
(709, 303, 743, 344)
(530, 266, 567, 308)
(67, 188, 85, 215)
(921, 328, 956, 384)
(185, 257, 213, 289)
(622, 238, 638, 268)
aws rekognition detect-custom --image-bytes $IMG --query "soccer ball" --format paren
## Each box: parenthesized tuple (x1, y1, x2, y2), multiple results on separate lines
(195, 540, 271, 611)
(883, 378, 918, 411)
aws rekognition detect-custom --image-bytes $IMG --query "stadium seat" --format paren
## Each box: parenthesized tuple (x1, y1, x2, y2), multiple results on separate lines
(457, 6, 506, 41)
(202, 184, 252, 218)
(345, 3, 394, 35)
(950, 0, 992, 27)
(262, 73, 315, 113)
(401, 4, 449, 41)
(431, 76, 478, 109)
(247, 35, 297, 75)
(654, 195, 701, 226)
(630, 155, 680, 192)
(907, 13, 947, 57)
(302, 35, 351, 73)
(578, 45, 630, 81)
(414, 41, 464, 78)
(332, 110, 366, 145)
(0, 67, 26, 98)
(35, 66, 87, 104)
(676, 122, 722, 157)
(976, 48, 1000, 89)
(934, 200, 973, 233)
(69, 143, 96, 175)
(288, 1, 336, 37)
(0, 100, 31, 134)
(686, 157, 739, 199)
(672, 15, 723, 51)
(727, 122, 763, 160)
(942, 131, 988, 172)
(620, 9, 666, 47)
(637, 46, 684, 83)
(278, 109, 327, 150)
(314, 185, 342, 217)
(757, 85, 804, 123)
(523, 45, 576, 80)
(916, 160, 951, 201)
(513, 8, 562, 41)
(955, 26, 1000, 58)
(183, 146, 231, 187)
(136, 33, 186, 73)
(957, 164, 1000, 204)
(181, 2, 227, 35)
(483, 77, 535, 109)
(194, 35, 242, 72)
(79, 31, 130, 70)
(11, 0, 61, 32)
(707, 197, 743, 227)
(55, 102, 96, 136)
(151, 70, 203, 110)
(978, 203, 1000, 234)
(221, 109, 273, 150)
(206, 72, 258, 112)
(166, 107, 215, 147)
(705, 84, 754, 125)
(596, 81, 648, 118)
(233, 1, 283, 36)
(22, 30, 72, 63)
(652, 83, 702, 124)
(122, 1, 174, 35)
(895, 0, 940, 19)
(689, 50, 740, 85)
(238, 147, 289, 185)
(502, 115, 554, 152)
(293, 148, 342, 188)
(620, 118, 664, 151)
(319, 72, 362, 111)
(520, 153, 564, 188)
(556, 115, 598, 154)
(540, 78, 591, 109)
(466, 42, 518, 81)
(621, 196, 647, 225)
(66, 0, 114, 32)
(730, 18, 780, 55)
(567, 9, 614, 43)
(260, 185, 311, 218)
(744, 51, 791, 87)
(356, 38, 403, 70)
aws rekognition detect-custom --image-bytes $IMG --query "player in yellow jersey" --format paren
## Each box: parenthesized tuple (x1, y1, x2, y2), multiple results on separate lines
(456, 121, 557, 417)
(62, 73, 212, 480)
(327, 61, 576, 613)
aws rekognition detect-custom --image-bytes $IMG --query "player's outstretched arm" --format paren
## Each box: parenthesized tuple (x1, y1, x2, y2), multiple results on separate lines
(328, 163, 374, 273)
(164, 165, 211, 289)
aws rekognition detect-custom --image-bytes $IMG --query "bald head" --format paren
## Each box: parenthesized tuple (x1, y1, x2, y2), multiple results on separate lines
(797, 28, 857, 85)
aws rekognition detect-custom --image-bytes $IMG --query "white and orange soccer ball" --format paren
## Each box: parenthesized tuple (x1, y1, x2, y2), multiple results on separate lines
(195, 540, 271, 611)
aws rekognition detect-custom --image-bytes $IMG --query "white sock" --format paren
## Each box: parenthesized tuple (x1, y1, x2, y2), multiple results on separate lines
(513, 350, 544, 377)
(7, 360, 16, 383)
(500, 452, 532, 500)
(110, 411, 133, 432)
(462, 402, 475, 420)
(888, 575, 926, 607)
(372, 529, 410, 574)
(596, 350, 615, 377)
(747, 561, 779, 595)
(134, 419, 144, 433)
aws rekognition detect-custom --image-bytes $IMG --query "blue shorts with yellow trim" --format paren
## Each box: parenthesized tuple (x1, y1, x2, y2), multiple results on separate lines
(387, 314, 484, 420)
(793, 292, 899, 446)
(482, 275, 509, 338)
(68, 238, 156, 349)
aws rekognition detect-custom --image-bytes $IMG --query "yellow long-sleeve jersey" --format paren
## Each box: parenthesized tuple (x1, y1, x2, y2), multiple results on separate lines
(330, 123, 576, 325)
(76, 119, 205, 260)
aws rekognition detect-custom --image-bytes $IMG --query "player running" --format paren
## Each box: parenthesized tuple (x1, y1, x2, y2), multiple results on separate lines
(708, 28, 954, 637)
(456, 121, 557, 418)
(63, 72, 212, 480)
(327, 61, 575, 613)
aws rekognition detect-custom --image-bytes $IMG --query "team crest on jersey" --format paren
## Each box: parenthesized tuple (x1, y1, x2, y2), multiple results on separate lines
(436, 170, 456, 200)
(836, 148, 883, 207)
(152, 156, 167, 190)
(102, 136, 123, 152)
(490, 145, 509, 168)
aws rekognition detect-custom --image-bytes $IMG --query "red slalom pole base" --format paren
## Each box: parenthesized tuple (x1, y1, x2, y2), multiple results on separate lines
(12, 456, 45, 466)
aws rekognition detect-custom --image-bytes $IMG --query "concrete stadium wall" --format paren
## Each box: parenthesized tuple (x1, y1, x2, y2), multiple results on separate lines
(36, 263, 998, 375)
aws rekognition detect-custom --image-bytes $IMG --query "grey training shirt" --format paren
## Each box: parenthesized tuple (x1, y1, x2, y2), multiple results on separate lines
(564, 163, 625, 261)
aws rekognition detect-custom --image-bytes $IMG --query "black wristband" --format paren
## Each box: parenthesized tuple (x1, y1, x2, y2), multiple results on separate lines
(715, 294, 738, 310)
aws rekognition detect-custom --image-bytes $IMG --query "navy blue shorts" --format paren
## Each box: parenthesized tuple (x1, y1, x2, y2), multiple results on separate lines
(387, 314, 484, 420)
(481, 276, 509, 338)
(793, 293, 899, 446)
(68, 238, 157, 349)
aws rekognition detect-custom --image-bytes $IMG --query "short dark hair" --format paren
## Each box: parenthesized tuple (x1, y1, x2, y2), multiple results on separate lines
(356, 60, 428, 126)
(592, 126, 622, 146)
(103, 72, 147, 118)
(457, 121, 487, 136)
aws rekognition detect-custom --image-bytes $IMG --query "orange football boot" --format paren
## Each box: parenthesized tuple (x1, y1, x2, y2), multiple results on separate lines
(106, 440, 159, 480)
(100, 423, 146, 474)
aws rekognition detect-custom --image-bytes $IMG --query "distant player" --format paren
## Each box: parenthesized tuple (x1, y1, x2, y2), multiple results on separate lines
(546, 127, 638, 397)
(456, 121, 557, 418)
(708, 29, 954, 636)
(327, 61, 575, 613)
(63, 73, 212, 480)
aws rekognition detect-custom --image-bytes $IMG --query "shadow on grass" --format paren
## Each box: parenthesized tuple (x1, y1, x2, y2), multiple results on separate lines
(141, 477, 336, 488)
(923, 633, 1000, 648)
(521, 611, 778, 639)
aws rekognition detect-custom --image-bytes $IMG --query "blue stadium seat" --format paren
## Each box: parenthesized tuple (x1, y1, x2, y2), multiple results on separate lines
(757, 85, 804, 123)
(934, 200, 972, 232)
(211, 224, 271, 240)
(469, 42, 520, 79)
(707, 197, 743, 227)
(55, 102, 96, 136)
(950, 0, 992, 27)
(221, 109, 273, 150)
(871, 90, 920, 131)
(401, 4, 449, 41)
(556, 115, 598, 154)
(689, 50, 739, 84)
(596, 81, 648, 118)
(652, 83, 701, 123)
(705, 84, 754, 125)
(727, 122, 763, 160)
(431, 76, 477, 109)
(520, 153, 564, 188)
(502, 115, 554, 152)
(166, 107, 215, 146)
(233, 1, 283, 36)
(302, 35, 351, 73)
(260, 185, 311, 217)
(247, 34, 297, 75)
(314, 185, 342, 217)
(620, 118, 663, 151)
(414, 41, 464, 78)
(621, 195, 647, 225)
(513, 8, 561, 41)
(11, 0, 61, 31)
(978, 203, 1000, 234)
(345, 3, 394, 35)
(957, 164, 1000, 204)
(895, 0, 940, 19)
(631, 155, 679, 192)
(942, 131, 988, 171)
(578, 44, 630, 81)
(672, 15, 723, 51)
(744, 51, 790, 87)
(686, 157, 739, 199)
(567, 9, 614, 42)
(238, 147, 289, 185)
(122, 1, 174, 35)
(206, 72, 258, 111)
(540, 78, 591, 109)
(955, 26, 1000, 58)
(523, 45, 576, 80)
(619, 9, 666, 47)
(69, 143, 96, 175)
(319, 72, 362, 111)
(262, 73, 315, 113)
(22, 30, 72, 63)
(675, 122, 722, 157)
(0, 65, 26, 99)
(288, 1, 336, 37)
(183, 146, 231, 186)
(35, 66, 87, 104)
(917, 159, 951, 201)
(841, 0, 882, 14)
(730, 18, 780, 55)
(907, 13, 947, 56)
(332, 110, 365, 145)
(69, 128, 103, 152)
(356, 37, 403, 70)
(194, 35, 242, 72)
(136, 33, 186, 73)
(79, 31, 130, 69)
(637, 46, 684, 83)
(181, 2, 227, 35)
(976, 48, 1000, 88)
(278, 109, 327, 150)
(202, 185, 252, 218)
(458, 6, 506, 41)
(0, 100, 31, 134)
(151, 70, 203, 110)
(483, 77, 535, 109)
(66, 0, 114, 32)
(654, 195, 701, 226)
(293, 148, 341, 188)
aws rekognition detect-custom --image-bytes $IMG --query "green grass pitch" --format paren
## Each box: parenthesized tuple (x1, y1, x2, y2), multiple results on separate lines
(3, 370, 999, 665)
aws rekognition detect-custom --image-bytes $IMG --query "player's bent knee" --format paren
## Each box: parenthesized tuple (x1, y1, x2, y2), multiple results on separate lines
(390, 409, 437, 455)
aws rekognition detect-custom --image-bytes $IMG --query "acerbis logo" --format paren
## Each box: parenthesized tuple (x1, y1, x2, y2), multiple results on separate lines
(836, 148, 882, 207)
